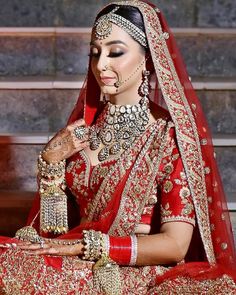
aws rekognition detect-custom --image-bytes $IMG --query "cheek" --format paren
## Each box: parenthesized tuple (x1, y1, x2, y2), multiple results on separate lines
(114, 54, 143, 78)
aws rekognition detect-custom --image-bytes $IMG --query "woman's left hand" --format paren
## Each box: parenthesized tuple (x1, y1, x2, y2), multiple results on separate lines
(17, 240, 84, 257)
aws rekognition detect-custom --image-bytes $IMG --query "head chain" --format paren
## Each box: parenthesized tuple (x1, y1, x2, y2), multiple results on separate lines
(94, 7, 148, 48)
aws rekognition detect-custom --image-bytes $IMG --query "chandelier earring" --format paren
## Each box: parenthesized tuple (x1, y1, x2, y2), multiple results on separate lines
(100, 91, 109, 103)
(139, 70, 150, 106)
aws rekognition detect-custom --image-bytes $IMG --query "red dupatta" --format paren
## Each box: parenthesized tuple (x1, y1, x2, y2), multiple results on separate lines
(27, 0, 236, 282)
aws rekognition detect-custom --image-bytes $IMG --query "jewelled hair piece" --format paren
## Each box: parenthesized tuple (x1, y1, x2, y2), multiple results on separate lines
(94, 7, 148, 48)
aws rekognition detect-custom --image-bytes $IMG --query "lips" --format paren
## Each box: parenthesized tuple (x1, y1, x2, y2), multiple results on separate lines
(100, 76, 116, 85)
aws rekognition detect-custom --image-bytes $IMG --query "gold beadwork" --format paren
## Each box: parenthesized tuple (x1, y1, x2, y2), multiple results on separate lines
(204, 167, 211, 175)
(221, 243, 228, 250)
(40, 185, 68, 234)
(15, 226, 42, 243)
(89, 101, 150, 162)
(201, 139, 208, 145)
(94, 7, 148, 48)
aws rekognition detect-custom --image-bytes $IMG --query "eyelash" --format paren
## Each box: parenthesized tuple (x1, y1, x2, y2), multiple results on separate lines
(88, 52, 124, 58)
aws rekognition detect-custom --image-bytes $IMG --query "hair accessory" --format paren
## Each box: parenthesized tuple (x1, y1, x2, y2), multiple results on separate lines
(94, 7, 148, 48)
(74, 126, 87, 140)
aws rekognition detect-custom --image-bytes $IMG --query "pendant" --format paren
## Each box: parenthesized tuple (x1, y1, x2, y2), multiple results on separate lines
(98, 146, 109, 162)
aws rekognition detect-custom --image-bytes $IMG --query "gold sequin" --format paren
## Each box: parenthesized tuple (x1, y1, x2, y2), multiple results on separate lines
(164, 163, 174, 174)
(201, 139, 208, 145)
(163, 180, 173, 193)
(179, 187, 190, 198)
(208, 196, 213, 203)
(204, 167, 211, 174)
(191, 103, 197, 110)
(221, 243, 228, 250)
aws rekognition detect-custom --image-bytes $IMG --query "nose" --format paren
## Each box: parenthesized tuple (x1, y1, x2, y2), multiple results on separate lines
(96, 51, 109, 72)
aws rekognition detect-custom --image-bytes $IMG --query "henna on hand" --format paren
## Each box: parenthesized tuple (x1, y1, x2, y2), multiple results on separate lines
(42, 119, 89, 163)
(18, 241, 84, 257)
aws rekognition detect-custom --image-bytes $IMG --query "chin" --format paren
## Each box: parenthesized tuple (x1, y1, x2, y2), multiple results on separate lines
(101, 86, 116, 95)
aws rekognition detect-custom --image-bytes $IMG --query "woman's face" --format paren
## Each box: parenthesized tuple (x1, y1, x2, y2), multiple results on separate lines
(90, 23, 146, 96)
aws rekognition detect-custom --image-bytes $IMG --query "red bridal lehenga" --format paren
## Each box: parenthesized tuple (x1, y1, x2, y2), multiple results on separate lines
(0, 1, 235, 294)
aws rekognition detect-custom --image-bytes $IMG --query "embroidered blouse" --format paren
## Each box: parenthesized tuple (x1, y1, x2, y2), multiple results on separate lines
(65, 120, 196, 229)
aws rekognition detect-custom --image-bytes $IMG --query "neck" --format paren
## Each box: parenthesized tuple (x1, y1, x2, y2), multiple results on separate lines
(109, 94, 142, 105)
(108, 81, 143, 105)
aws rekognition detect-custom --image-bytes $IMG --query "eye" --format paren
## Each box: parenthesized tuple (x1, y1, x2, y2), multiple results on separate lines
(108, 52, 124, 58)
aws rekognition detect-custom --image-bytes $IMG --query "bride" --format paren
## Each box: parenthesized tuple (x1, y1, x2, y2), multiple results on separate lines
(0, 1, 235, 294)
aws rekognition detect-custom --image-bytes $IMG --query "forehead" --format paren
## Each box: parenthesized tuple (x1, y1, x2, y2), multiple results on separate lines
(91, 23, 139, 47)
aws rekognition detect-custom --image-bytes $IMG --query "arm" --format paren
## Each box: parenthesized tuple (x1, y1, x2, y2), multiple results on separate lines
(136, 222, 193, 265)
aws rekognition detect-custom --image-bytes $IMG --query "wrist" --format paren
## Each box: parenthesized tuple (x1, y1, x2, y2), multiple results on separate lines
(41, 149, 63, 164)
(109, 235, 138, 265)
(80, 230, 138, 266)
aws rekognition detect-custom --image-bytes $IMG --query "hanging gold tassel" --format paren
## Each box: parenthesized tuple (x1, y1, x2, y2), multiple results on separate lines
(93, 254, 122, 295)
(40, 185, 68, 234)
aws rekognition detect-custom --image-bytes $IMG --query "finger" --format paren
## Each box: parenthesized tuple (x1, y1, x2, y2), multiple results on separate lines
(27, 247, 59, 256)
(74, 118, 86, 127)
(17, 241, 32, 247)
(67, 119, 86, 131)
(74, 140, 90, 151)
(0, 243, 18, 249)
(19, 243, 50, 251)
(72, 132, 89, 145)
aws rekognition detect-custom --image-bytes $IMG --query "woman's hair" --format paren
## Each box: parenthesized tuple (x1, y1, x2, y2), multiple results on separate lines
(95, 4, 154, 74)
(95, 4, 147, 52)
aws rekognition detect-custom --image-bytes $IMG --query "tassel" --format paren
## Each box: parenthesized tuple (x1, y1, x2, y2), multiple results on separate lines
(93, 254, 122, 295)
(40, 185, 68, 234)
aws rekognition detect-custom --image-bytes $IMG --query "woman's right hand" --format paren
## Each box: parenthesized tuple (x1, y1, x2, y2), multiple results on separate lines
(42, 119, 89, 164)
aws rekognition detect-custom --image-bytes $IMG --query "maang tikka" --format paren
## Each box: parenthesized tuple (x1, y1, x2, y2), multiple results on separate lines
(94, 7, 148, 48)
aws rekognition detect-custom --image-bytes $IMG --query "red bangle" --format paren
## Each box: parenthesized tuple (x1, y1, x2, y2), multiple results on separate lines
(109, 236, 132, 265)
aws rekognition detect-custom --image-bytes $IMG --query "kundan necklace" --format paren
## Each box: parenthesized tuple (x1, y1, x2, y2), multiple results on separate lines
(89, 99, 150, 162)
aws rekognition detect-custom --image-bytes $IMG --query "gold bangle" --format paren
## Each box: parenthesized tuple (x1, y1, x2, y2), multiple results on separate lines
(38, 151, 66, 179)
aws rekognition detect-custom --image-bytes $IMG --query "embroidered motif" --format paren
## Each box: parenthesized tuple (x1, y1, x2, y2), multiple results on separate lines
(109, 0, 215, 262)
(163, 180, 173, 193)
(87, 122, 158, 222)
(109, 120, 172, 236)
(161, 203, 172, 217)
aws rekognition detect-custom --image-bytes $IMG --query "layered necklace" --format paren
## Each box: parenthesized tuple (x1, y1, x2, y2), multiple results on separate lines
(89, 99, 150, 162)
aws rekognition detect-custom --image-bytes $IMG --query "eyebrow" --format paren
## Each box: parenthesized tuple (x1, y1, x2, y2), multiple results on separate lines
(90, 40, 128, 47)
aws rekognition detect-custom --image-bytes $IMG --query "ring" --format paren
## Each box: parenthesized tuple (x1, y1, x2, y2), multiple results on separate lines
(74, 126, 87, 140)
(40, 239, 45, 249)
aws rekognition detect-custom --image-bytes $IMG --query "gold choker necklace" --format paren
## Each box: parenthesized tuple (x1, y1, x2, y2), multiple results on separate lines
(89, 101, 150, 162)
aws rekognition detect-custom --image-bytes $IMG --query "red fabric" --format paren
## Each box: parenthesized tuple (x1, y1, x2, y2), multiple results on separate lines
(156, 6, 236, 275)
(158, 128, 196, 226)
(109, 236, 132, 265)
(25, 0, 236, 283)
